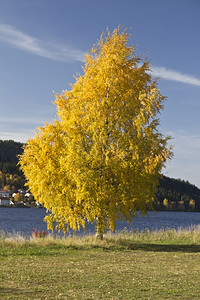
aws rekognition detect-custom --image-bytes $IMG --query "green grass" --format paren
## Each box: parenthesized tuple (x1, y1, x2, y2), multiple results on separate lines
(1, 227, 200, 299)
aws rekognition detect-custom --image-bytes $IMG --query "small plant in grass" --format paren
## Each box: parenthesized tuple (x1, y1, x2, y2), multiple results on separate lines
(0, 230, 6, 240)
(32, 228, 46, 238)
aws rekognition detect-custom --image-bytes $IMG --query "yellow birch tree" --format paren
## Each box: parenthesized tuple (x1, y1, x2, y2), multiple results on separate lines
(19, 27, 172, 237)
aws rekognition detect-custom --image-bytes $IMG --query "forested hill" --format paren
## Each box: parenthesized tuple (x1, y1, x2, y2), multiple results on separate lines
(0, 140, 24, 174)
(0, 139, 200, 211)
(156, 176, 200, 211)
(0, 140, 25, 191)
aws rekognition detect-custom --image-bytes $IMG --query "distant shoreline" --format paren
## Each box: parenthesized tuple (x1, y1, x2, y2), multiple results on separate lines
(0, 205, 45, 209)
(0, 206, 198, 213)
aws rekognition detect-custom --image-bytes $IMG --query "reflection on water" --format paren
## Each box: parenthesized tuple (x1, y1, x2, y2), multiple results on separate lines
(0, 207, 200, 237)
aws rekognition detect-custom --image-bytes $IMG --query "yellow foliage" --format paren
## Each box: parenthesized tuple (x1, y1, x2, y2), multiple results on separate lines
(163, 198, 169, 208)
(19, 27, 172, 235)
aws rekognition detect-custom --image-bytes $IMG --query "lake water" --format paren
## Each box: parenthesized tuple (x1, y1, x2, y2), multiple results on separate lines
(0, 207, 200, 237)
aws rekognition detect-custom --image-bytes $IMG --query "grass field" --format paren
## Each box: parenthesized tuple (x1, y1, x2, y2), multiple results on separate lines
(1, 228, 200, 299)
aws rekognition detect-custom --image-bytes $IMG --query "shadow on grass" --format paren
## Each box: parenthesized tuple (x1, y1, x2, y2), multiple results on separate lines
(1, 239, 200, 254)
(111, 240, 200, 253)
(0, 287, 35, 298)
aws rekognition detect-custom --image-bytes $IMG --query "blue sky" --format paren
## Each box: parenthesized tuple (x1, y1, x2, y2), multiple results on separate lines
(0, 0, 200, 187)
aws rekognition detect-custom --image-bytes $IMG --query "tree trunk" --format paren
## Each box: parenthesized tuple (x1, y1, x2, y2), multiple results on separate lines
(96, 218, 104, 240)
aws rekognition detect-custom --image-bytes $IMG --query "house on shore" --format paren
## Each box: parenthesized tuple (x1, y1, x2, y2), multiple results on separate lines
(0, 189, 10, 206)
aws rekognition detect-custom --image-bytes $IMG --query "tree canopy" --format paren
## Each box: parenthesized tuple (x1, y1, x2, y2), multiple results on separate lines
(19, 28, 172, 236)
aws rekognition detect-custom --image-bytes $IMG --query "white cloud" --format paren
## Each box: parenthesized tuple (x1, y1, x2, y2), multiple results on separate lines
(164, 131, 200, 188)
(1, 23, 200, 87)
(168, 131, 200, 159)
(0, 116, 45, 125)
(0, 23, 85, 62)
(0, 131, 33, 143)
(151, 66, 200, 87)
